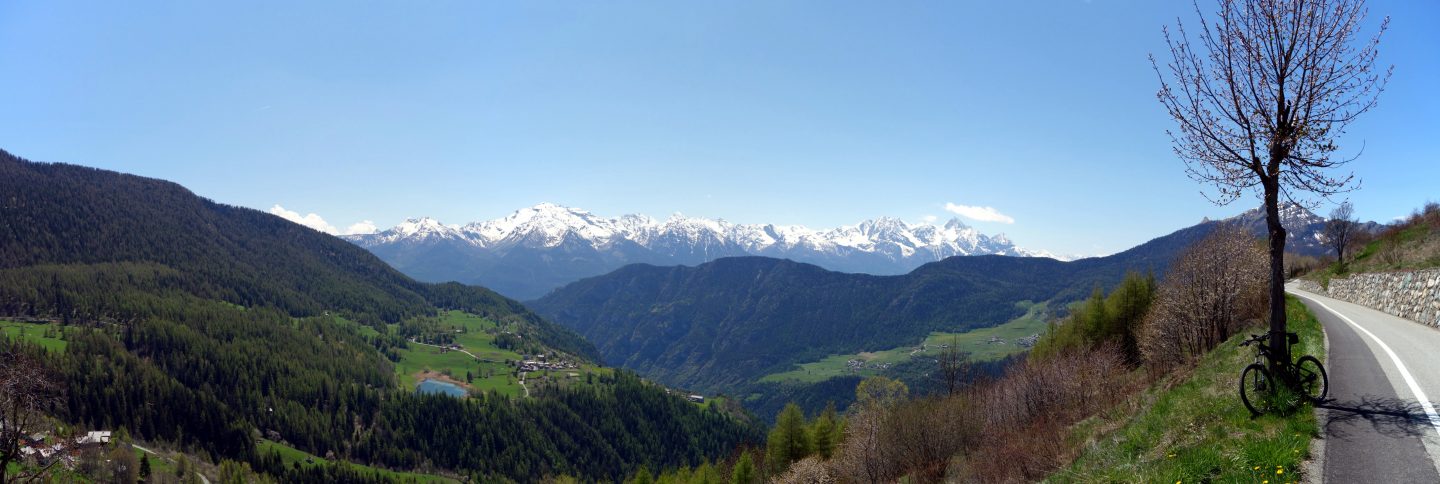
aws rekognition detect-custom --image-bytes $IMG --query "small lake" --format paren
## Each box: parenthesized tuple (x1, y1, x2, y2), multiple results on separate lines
(415, 378, 467, 398)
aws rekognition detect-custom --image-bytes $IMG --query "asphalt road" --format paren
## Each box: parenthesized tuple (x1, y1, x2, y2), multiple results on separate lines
(1287, 284, 1440, 483)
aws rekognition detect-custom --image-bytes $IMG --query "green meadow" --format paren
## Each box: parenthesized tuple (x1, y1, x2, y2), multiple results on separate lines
(760, 301, 1050, 384)
(0, 319, 68, 352)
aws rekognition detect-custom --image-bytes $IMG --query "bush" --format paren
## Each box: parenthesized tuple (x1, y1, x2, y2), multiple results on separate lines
(772, 456, 834, 484)
(962, 345, 1133, 482)
(1140, 224, 1267, 367)
(831, 345, 1133, 483)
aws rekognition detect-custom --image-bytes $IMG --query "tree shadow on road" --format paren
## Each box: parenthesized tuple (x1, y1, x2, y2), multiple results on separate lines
(1317, 395, 1435, 439)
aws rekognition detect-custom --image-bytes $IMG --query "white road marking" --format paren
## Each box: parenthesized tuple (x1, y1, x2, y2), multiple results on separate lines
(1292, 292, 1440, 438)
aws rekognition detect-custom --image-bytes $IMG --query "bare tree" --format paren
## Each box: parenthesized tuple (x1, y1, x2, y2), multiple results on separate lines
(0, 350, 62, 483)
(1325, 201, 1357, 263)
(936, 339, 972, 396)
(1152, 0, 1390, 375)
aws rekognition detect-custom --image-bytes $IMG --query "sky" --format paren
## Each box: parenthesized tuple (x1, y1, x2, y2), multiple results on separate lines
(2, 1, 1436, 256)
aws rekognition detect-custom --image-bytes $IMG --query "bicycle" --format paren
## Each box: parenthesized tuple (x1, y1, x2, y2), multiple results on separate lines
(1238, 331, 1327, 415)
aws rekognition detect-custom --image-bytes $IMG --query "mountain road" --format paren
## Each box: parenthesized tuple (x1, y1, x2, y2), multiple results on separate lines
(1287, 284, 1440, 482)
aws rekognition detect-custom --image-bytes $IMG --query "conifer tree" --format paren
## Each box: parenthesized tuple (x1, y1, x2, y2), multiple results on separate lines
(810, 403, 839, 459)
(730, 452, 757, 484)
(765, 403, 812, 472)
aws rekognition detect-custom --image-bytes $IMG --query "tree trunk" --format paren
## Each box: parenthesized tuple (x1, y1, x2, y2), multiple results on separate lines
(1263, 182, 1290, 381)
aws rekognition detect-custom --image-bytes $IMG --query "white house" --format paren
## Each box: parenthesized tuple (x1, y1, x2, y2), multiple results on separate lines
(76, 430, 111, 446)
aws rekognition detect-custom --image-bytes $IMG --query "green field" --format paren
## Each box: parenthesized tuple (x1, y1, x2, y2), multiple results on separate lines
(257, 439, 459, 483)
(390, 311, 615, 398)
(391, 311, 525, 397)
(0, 320, 68, 352)
(759, 301, 1050, 384)
(133, 447, 177, 477)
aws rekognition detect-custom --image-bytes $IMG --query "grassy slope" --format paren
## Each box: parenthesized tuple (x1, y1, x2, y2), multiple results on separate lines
(392, 311, 526, 397)
(760, 301, 1048, 384)
(1051, 295, 1323, 482)
(0, 320, 67, 352)
(1305, 208, 1440, 287)
(391, 310, 614, 398)
(257, 439, 458, 483)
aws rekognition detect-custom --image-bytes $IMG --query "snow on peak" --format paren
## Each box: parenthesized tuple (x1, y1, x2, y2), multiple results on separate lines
(366, 204, 1054, 261)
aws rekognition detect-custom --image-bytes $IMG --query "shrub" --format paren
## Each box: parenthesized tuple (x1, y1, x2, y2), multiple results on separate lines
(1139, 224, 1267, 366)
(831, 345, 1132, 483)
(963, 344, 1133, 482)
(771, 456, 834, 484)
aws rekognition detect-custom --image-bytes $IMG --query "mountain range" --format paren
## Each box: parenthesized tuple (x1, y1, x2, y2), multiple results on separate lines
(525, 201, 1376, 412)
(345, 202, 1362, 301)
(344, 203, 1064, 299)
(529, 220, 1217, 394)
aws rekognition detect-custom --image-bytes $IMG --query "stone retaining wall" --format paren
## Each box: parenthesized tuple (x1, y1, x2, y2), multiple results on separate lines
(1297, 268, 1440, 328)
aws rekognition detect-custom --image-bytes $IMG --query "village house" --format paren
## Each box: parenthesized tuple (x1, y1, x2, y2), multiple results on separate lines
(76, 430, 111, 447)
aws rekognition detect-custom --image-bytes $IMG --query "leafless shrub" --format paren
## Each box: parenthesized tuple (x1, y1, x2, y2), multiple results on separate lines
(882, 397, 974, 482)
(1284, 253, 1329, 279)
(963, 345, 1132, 482)
(1140, 225, 1268, 367)
(772, 456, 835, 484)
(832, 405, 890, 483)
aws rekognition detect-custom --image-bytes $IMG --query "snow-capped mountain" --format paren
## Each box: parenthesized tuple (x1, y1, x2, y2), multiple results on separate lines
(1218, 202, 1381, 257)
(344, 203, 1055, 299)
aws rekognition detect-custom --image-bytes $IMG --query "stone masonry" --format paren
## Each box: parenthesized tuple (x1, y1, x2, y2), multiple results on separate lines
(1293, 268, 1440, 329)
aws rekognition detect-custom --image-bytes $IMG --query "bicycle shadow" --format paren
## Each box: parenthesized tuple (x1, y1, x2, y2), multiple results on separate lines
(1316, 395, 1434, 439)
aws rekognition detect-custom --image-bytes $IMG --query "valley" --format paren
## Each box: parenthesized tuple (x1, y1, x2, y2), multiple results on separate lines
(0, 151, 764, 483)
(758, 300, 1049, 385)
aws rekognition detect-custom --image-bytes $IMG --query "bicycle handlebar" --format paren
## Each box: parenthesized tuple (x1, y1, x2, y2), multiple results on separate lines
(1240, 334, 1266, 347)
(1239, 332, 1301, 347)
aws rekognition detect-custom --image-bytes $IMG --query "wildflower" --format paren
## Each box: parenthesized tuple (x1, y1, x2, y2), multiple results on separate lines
(1253, 466, 1260, 470)
(1277, 468, 1284, 475)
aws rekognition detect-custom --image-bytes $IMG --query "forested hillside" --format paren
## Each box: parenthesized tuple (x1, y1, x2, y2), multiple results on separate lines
(0, 150, 759, 482)
(0, 150, 594, 359)
(531, 220, 1216, 394)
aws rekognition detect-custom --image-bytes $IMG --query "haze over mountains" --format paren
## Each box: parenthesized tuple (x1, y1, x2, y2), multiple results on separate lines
(344, 203, 1065, 299)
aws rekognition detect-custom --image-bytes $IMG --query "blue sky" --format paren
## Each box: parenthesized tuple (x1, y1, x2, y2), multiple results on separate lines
(2, 1, 1435, 256)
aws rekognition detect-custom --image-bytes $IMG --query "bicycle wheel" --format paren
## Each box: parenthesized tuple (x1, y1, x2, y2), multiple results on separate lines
(1295, 355, 1328, 403)
(1240, 363, 1272, 415)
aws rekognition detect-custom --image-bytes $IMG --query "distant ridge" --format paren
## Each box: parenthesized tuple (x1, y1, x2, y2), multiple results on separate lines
(345, 203, 1061, 299)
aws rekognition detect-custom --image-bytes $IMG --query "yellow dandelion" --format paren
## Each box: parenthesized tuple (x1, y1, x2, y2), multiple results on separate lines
(1277, 468, 1284, 475)
(1253, 466, 1260, 470)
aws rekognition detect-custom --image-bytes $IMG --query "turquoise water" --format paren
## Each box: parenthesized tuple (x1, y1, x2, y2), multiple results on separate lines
(416, 378, 467, 398)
